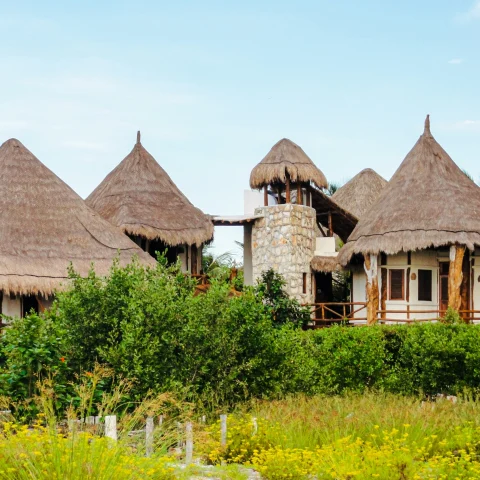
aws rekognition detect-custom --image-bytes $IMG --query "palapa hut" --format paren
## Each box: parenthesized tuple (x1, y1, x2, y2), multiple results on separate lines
(87, 132, 213, 274)
(338, 115, 480, 324)
(332, 168, 388, 220)
(0, 138, 155, 318)
(219, 137, 357, 307)
(250, 138, 328, 205)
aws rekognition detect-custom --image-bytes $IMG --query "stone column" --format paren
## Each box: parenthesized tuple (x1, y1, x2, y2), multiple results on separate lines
(252, 204, 316, 303)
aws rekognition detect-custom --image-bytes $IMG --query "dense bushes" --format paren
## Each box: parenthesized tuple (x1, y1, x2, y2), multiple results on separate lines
(2, 258, 480, 420)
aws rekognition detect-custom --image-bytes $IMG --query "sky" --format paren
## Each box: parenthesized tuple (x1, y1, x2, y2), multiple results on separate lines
(1, 0, 480, 260)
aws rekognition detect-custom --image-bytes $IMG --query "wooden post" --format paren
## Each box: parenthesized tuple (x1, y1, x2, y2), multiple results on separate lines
(364, 254, 379, 325)
(220, 414, 227, 447)
(252, 417, 258, 435)
(328, 212, 333, 237)
(297, 183, 303, 205)
(380, 268, 387, 320)
(146, 416, 154, 457)
(185, 422, 193, 465)
(448, 245, 466, 313)
(105, 415, 117, 441)
(285, 174, 291, 203)
(264, 186, 268, 206)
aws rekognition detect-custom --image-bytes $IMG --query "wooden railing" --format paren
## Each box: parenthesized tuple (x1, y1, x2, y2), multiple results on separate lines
(305, 304, 480, 328)
(376, 309, 480, 324)
(306, 302, 367, 328)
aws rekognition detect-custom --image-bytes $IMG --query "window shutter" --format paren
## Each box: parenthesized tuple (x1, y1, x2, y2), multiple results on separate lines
(389, 269, 404, 300)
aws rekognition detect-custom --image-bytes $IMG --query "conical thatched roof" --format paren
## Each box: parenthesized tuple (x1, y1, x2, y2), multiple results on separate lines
(339, 116, 480, 266)
(250, 138, 328, 190)
(86, 133, 214, 247)
(332, 169, 388, 220)
(0, 138, 155, 296)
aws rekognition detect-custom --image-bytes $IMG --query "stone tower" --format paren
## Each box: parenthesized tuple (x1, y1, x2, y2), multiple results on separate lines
(248, 138, 328, 302)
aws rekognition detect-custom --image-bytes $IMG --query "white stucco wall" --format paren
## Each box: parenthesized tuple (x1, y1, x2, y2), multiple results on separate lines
(351, 250, 443, 322)
(383, 251, 439, 321)
(2, 295, 21, 317)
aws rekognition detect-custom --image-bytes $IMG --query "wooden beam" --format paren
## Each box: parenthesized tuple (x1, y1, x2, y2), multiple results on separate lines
(328, 211, 333, 237)
(297, 183, 303, 205)
(264, 186, 268, 206)
(317, 221, 327, 237)
(364, 254, 379, 325)
(380, 268, 387, 320)
(448, 244, 466, 313)
(285, 174, 291, 203)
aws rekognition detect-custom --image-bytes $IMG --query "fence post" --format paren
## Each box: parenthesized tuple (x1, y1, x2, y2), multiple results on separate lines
(185, 422, 193, 465)
(105, 415, 117, 441)
(220, 414, 227, 447)
(146, 416, 154, 457)
(176, 422, 183, 448)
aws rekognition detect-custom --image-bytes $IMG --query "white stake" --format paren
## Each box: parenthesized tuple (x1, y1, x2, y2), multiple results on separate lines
(146, 416, 154, 457)
(220, 414, 227, 447)
(105, 415, 117, 441)
(185, 422, 193, 465)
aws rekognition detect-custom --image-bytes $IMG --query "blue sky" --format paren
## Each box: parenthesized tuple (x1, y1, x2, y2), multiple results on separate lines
(1, 1, 480, 259)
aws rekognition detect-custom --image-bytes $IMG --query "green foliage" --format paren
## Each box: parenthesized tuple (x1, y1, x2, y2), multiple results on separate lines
(4, 257, 480, 420)
(443, 306, 463, 324)
(255, 269, 310, 328)
(0, 313, 72, 419)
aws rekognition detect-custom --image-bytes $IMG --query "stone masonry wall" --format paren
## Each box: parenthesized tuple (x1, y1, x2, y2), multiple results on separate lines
(252, 204, 316, 303)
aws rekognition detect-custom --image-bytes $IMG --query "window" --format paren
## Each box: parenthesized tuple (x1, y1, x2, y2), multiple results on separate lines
(418, 269, 432, 301)
(389, 269, 405, 300)
(302, 273, 307, 294)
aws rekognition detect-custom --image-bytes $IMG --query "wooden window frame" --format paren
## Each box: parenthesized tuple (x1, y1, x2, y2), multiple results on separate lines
(389, 269, 405, 301)
(418, 269, 433, 302)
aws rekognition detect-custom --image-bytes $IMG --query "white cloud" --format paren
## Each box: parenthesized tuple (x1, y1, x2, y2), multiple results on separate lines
(455, 1, 480, 22)
(448, 120, 480, 131)
(448, 58, 464, 64)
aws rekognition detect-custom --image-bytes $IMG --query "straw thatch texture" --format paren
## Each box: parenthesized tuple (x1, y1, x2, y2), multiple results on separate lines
(311, 256, 342, 272)
(338, 116, 480, 266)
(86, 133, 214, 247)
(0, 138, 155, 296)
(250, 138, 328, 190)
(332, 168, 387, 219)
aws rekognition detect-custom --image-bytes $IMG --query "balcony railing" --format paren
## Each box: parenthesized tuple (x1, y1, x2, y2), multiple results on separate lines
(305, 303, 480, 328)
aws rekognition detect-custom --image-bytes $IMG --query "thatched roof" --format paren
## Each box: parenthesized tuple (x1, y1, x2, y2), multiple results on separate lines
(0, 138, 155, 296)
(86, 132, 214, 247)
(332, 169, 388, 219)
(311, 256, 342, 272)
(339, 116, 480, 266)
(250, 138, 328, 190)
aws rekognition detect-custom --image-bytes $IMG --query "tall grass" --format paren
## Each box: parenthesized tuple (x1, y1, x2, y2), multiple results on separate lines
(248, 393, 480, 450)
(0, 366, 188, 479)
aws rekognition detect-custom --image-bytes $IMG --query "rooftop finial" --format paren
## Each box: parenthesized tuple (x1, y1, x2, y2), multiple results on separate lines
(136, 131, 141, 144)
(424, 115, 430, 135)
